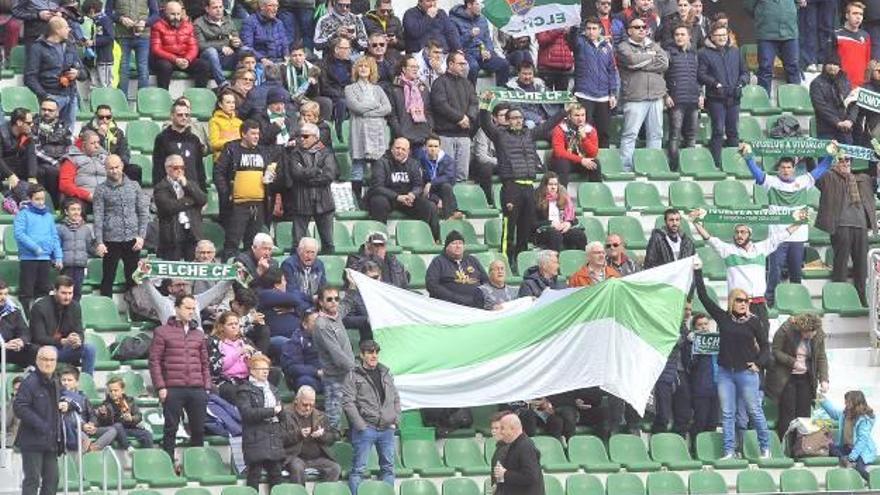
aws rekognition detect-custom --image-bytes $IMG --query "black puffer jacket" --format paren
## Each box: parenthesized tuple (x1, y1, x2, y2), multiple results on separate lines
(281, 143, 338, 216)
(479, 108, 566, 181)
(430, 73, 478, 138)
(237, 381, 285, 464)
(643, 228, 696, 269)
(517, 265, 565, 298)
(810, 71, 857, 138)
(697, 42, 749, 102)
(665, 46, 700, 106)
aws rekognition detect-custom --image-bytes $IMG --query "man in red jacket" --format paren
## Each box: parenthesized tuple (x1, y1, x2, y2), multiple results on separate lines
(149, 1, 210, 89)
(57, 130, 107, 205)
(148, 293, 211, 462)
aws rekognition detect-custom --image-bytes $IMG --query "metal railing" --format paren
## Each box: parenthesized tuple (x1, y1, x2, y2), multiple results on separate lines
(100, 446, 122, 495)
(868, 248, 880, 352)
(0, 333, 6, 469)
(61, 411, 84, 495)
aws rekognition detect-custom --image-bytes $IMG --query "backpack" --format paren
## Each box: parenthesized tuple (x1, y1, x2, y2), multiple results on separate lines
(768, 115, 801, 138)
(109, 332, 153, 361)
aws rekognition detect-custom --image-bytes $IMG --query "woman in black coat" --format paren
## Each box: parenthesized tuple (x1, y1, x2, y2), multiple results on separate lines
(237, 354, 285, 490)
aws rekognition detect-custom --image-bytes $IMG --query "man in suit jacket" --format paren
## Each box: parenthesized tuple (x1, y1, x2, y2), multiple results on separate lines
(493, 413, 545, 495)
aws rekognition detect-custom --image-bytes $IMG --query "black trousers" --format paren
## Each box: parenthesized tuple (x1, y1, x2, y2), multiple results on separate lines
(157, 225, 197, 261)
(247, 459, 283, 490)
(292, 211, 334, 255)
(367, 194, 440, 241)
(606, 395, 642, 435)
(19, 260, 52, 318)
(223, 202, 266, 260)
(21, 449, 59, 495)
(517, 408, 570, 440)
(777, 373, 813, 440)
(101, 239, 139, 297)
(533, 227, 587, 252)
(580, 98, 612, 149)
(691, 395, 719, 439)
(149, 56, 210, 89)
(427, 183, 458, 218)
(161, 386, 207, 460)
(652, 380, 675, 433)
(557, 404, 607, 440)
(831, 225, 868, 305)
(672, 374, 693, 437)
(35, 163, 61, 207)
(549, 156, 601, 187)
(469, 159, 495, 207)
(500, 181, 536, 267)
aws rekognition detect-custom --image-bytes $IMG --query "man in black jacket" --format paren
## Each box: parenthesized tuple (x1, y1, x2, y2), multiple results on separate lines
(664, 24, 701, 171)
(153, 101, 207, 191)
(0, 107, 34, 183)
(644, 208, 696, 269)
(344, 232, 410, 289)
(517, 250, 564, 298)
(29, 276, 95, 374)
(15, 345, 65, 495)
(493, 413, 544, 495)
(425, 230, 488, 306)
(810, 52, 856, 143)
(431, 51, 478, 182)
(366, 137, 440, 242)
(153, 154, 206, 261)
(0, 279, 36, 367)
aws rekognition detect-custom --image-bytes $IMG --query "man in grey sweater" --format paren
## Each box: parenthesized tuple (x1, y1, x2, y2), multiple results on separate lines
(313, 285, 355, 431)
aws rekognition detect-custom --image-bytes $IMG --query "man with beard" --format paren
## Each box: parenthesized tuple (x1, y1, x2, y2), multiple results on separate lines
(149, 1, 210, 89)
(644, 208, 696, 269)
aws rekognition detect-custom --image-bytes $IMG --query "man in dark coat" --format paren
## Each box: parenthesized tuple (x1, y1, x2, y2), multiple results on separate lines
(810, 52, 857, 143)
(644, 208, 696, 269)
(344, 232, 410, 289)
(425, 230, 488, 307)
(15, 345, 64, 495)
(153, 154, 206, 261)
(493, 413, 545, 495)
(280, 385, 341, 484)
(0, 279, 37, 367)
(518, 250, 564, 298)
(153, 100, 207, 191)
(430, 51, 478, 182)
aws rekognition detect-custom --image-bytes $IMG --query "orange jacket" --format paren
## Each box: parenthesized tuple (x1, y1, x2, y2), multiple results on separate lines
(568, 265, 620, 288)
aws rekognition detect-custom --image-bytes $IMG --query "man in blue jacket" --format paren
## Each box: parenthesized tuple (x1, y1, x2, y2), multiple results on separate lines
(281, 237, 327, 314)
(241, 0, 290, 65)
(449, 0, 509, 86)
(402, 0, 460, 53)
(258, 266, 306, 359)
(24, 16, 82, 130)
(280, 309, 323, 392)
(569, 16, 619, 149)
(419, 135, 460, 220)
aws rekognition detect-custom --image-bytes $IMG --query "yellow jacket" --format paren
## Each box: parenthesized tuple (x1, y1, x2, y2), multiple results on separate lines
(208, 109, 243, 160)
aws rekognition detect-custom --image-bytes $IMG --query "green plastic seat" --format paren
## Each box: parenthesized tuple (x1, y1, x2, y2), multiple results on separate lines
(779, 469, 818, 493)
(625, 182, 667, 214)
(90, 87, 138, 120)
(130, 491, 162, 495)
(740, 85, 780, 116)
(532, 436, 579, 472)
(737, 115, 764, 141)
(581, 216, 605, 244)
(0, 259, 19, 293)
(8, 45, 25, 75)
(577, 182, 625, 215)
(647, 471, 687, 495)
(127, 120, 160, 154)
(137, 87, 173, 119)
(84, 333, 121, 371)
(81, 295, 131, 331)
(443, 438, 490, 475)
(351, 221, 401, 253)
(82, 451, 138, 489)
(400, 479, 439, 495)
(129, 154, 153, 187)
(869, 468, 880, 489)
(132, 449, 186, 487)
(395, 253, 427, 289)
(687, 470, 727, 494)
(331, 442, 353, 478)
(609, 434, 662, 472)
(822, 282, 868, 316)
(313, 481, 352, 495)
(736, 469, 776, 494)
(271, 484, 309, 495)
(564, 474, 603, 495)
(598, 148, 635, 181)
(826, 467, 866, 491)
(777, 84, 814, 115)
(440, 219, 488, 253)
(358, 480, 395, 495)
(567, 435, 620, 473)
(182, 446, 237, 485)
(401, 439, 455, 476)
(634, 148, 680, 180)
(680, 148, 725, 179)
(544, 475, 564, 495)
(3, 227, 16, 256)
(515, 250, 538, 275)
(668, 181, 708, 210)
(442, 477, 481, 495)
(332, 120, 350, 152)
(322, 255, 346, 287)
(183, 88, 217, 121)
(335, 152, 352, 181)
(2, 86, 38, 113)
(606, 472, 645, 495)
(741, 430, 794, 468)
(775, 283, 823, 315)
(714, 181, 759, 210)
(696, 246, 726, 281)
(221, 487, 259, 495)
(397, 220, 442, 254)
(649, 433, 703, 470)
(484, 218, 502, 250)
(77, 372, 102, 405)
(721, 147, 753, 179)
(454, 184, 499, 218)
(694, 431, 748, 469)
(607, 216, 647, 249)
(328, 222, 358, 255)
(559, 249, 586, 278)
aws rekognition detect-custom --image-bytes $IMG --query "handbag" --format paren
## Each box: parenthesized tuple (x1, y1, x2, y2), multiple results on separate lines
(792, 429, 832, 457)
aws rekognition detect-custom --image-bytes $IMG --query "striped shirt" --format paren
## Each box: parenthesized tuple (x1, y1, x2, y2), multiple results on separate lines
(708, 230, 790, 298)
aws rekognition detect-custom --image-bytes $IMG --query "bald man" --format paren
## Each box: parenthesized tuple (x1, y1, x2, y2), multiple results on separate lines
(492, 413, 544, 495)
(280, 385, 341, 485)
(25, 16, 82, 130)
(149, 0, 210, 89)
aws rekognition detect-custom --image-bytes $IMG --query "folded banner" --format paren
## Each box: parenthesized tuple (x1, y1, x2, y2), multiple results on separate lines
(353, 257, 694, 413)
(692, 333, 720, 355)
(853, 86, 880, 114)
(489, 87, 576, 107)
(691, 207, 810, 225)
(484, 0, 581, 36)
(747, 138, 875, 160)
(133, 260, 245, 284)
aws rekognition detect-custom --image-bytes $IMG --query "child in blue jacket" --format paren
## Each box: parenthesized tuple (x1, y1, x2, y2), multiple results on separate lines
(821, 390, 877, 481)
(14, 183, 62, 316)
(418, 135, 460, 220)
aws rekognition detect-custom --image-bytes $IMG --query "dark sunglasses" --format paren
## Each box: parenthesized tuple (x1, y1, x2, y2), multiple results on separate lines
(605, 243, 621, 248)
(733, 298, 749, 304)
(97, 115, 112, 120)
(323, 296, 340, 302)
(371, 42, 386, 47)
(630, 25, 647, 30)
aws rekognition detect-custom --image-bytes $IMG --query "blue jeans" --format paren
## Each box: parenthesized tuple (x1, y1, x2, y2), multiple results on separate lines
(620, 98, 664, 171)
(323, 379, 345, 431)
(57, 342, 96, 375)
(51, 94, 77, 131)
(200, 47, 238, 85)
(717, 366, 769, 454)
(707, 101, 740, 167)
(349, 426, 395, 495)
(766, 240, 805, 305)
(118, 36, 150, 97)
(757, 39, 801, 95)
(279, 8, 314, 50)
(465, 52, 510, 86)
(798, 0, 836, 67)
(351, 159, 366, 182)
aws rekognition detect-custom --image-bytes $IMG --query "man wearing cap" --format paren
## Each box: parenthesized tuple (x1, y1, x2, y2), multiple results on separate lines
(810, 52, 856, 143)
(281, 122, 338, 254)
(254, 84, 298, 148)
(343, 339, 400, 495)
(345, 232, 410, 289)
(425, 230, 489, 307)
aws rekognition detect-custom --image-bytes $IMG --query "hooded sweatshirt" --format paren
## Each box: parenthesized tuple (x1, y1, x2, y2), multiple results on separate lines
(14, 202, 63, 262)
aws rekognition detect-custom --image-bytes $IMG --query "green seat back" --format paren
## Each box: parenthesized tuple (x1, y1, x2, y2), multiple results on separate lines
(581, 216, 605, 244)
(441, 478, 481, 495)
(558, 250, 585, 278)
(598, 148, 631, 179)
(322, 255, 346, 287)
(668, 181, 707, 210)
(607, 216, 647, 249)
(454, 184, 497, 216)
(532, 436, 571, 466)
(775, 283, 821, 314)
(577, 182, 620, 211)
(183, 88, 218, 120)
(742, 430, 788, 462)
(400, 479, 439, 495)
(823, 282, 867, 313)
(606, 473, 645, 495)
(182, 447, 232, 479)
(721, 147, 752, 178)
(679, 147, 719, 175)
(201, 221, 225, 250)
(0, 259, 20, 293)
(646, 472, 686, 495)
(687, 470, 727, 494)
(736, 469, 776, 494)
(564, 473, 603, 495)
(352, 221, 391, 248)
(777, 84, 814, 113)
(649, 433, 696, 465)
(544, 475, 564, 495)
(443, 438, 488, 471)
(313, 481, 352, 495)
(137, 87, 172, 118)
(625, 182, 665, 212)
(738, 115, 764, 141)
(90, 87, 137, 118)
(3, 226, 17, 255)
(440, 219, 482, 246)
(695, 432, 726, 463)
(633, 148, 677, 178)
(780, 469, 818, 492)
(221, 487, 259, 495)
(8, 45, 26, 74)
(2, 87, 38, 113)
(396, 220, 440, 252)
(826, 467, 866, 491)
(568, 435, 613, 465)
(132, 449, 180, 483)
(127, 120, 161, 154)
(484, 218, 502, 249)
(332, 223, 355, 251)
(402, 439, 447, 470)
(395, 253, 427, 289)
(713, 181, 754, 209)
(610, 434, 653, 464)
(358, 480, 395, 495)
(516, 250, 537, 275)
(741, 85, 774, 113)
(271, 484, 310, 495)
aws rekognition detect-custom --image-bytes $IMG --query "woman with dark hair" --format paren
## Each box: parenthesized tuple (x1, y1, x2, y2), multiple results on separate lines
(208, 92, 244, 161)
(532, 172, 586, 252)
(820, 390, 876, 481)
(238, 354, 285, 490)
(208, 310, 260, 402)
(765, 312, 828, 440)
(386, 54, 433, 153)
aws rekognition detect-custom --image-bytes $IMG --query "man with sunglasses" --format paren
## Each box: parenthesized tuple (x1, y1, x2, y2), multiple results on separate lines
(363, 0, 403, 54)
(152, 100, 207, 191)
(645, 208, 696, 269)
(605, 233, 641, 275)
(314, 0, 368, 53)
(81, 105, 134, 178)
(313, 286, 356, 432)
(153, 154, 206, 261)
(0, 108, 35, 185)
(29, 96, 72, 205)
(366, 31, 397, 85)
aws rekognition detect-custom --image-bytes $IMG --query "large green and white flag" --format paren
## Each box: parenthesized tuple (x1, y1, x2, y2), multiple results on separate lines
(484, 0, 581, 37)
(351, 257, 694, 413)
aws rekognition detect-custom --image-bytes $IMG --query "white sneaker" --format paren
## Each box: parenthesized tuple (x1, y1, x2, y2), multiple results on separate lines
(760, 449, 772, 459)
(719, 452, 736, 461)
